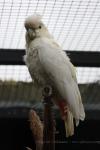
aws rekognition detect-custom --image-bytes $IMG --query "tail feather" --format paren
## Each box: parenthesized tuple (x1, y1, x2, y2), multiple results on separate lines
(79, 102, 85, 121)
(64, 110, 74, 137)
(56, 98, 85, 137)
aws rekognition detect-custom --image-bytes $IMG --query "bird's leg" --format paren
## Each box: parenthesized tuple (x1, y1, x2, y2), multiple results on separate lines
(42, 85, 55, 150)
(56, 100, 68, 120)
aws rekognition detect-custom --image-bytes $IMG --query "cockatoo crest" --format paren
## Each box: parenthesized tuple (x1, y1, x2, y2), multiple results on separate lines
(24, 14, 42, 30)
(24, 14, 52, 41)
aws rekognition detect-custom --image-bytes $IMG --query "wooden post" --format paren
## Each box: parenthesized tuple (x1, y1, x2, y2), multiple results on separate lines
(42, 86, 55, 150)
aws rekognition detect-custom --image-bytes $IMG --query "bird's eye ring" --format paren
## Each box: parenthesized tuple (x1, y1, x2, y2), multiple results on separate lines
(39, 25, 41, 29)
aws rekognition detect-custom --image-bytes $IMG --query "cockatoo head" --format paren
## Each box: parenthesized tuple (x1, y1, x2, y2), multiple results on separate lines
(24, 14, 51, 41)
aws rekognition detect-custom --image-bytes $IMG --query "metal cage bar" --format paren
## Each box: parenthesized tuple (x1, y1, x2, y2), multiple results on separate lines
(0, 49, 100, 67)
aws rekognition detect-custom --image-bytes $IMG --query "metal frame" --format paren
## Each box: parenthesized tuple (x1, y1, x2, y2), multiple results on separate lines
(0, 49, 100, 67)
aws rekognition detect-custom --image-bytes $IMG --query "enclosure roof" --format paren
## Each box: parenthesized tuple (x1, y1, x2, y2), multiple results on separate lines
(0, 0, 100, 51)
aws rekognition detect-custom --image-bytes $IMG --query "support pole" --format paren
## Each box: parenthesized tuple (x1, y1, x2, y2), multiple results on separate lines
(42, 86, 55, 150)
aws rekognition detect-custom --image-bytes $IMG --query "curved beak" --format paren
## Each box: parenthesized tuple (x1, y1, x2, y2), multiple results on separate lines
(27, 28, 36, 40)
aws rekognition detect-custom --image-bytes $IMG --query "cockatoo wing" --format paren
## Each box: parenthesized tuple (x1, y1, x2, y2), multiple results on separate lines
(37, 37, 85, 122)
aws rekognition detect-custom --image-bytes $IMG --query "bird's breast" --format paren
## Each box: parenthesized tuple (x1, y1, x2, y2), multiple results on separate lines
(25, 48, 50, 86)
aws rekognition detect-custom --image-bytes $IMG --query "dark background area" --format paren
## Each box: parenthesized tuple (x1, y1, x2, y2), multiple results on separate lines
(0, 81, 100, 150)
(0, 116, 100, 150)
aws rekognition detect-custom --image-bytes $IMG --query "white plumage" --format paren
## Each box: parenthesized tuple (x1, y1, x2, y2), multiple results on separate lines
(24, 14, 85, 137)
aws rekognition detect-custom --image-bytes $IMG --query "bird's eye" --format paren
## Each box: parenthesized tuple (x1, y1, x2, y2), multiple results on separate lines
(39, 25, 41, 29)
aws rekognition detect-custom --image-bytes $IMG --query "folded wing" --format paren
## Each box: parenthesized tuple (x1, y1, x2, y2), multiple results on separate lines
(38, 38, 85, 124)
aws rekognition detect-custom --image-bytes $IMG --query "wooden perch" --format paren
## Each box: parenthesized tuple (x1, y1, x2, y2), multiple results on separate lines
(43, 98, 55, 150)
(28, 86, 55, 150)
(29, 110, 43, 150)
(43, 86, 55, 150)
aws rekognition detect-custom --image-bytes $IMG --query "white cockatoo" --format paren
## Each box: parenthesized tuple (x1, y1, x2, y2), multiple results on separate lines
(24, 14, 85, 137)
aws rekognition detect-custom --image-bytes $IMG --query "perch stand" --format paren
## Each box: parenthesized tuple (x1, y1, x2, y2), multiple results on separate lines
(42, 86, 55, 150)
(29, 85, 55, 150)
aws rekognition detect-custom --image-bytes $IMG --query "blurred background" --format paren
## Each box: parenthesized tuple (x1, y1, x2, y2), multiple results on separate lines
(0, 0, 100, 149)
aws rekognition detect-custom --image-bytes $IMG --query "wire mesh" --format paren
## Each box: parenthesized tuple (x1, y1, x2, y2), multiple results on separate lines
(0, 0, 100, 50)
(0, 65, 32, 82)
(0, 65, 100, 84)
(0, 0, 100, 83)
